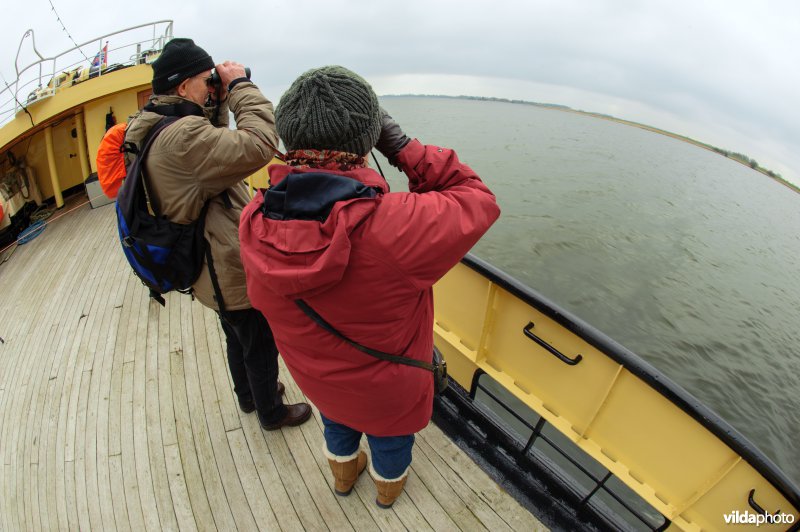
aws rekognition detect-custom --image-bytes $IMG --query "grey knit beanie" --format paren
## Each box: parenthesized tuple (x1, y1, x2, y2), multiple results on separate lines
(276, 66, 381, 156)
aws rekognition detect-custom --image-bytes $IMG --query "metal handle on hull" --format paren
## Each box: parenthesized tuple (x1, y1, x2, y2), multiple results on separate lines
(747, 489, 779, 517)
(523, 322, 583, 365)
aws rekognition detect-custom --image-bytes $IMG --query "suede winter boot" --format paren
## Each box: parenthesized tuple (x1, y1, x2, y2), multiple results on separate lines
(370, 463, 409, 508)
(324, 447, 368, 496)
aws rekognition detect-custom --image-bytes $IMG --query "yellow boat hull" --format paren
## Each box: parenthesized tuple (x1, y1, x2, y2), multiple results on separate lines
(434, 255, 799, 530)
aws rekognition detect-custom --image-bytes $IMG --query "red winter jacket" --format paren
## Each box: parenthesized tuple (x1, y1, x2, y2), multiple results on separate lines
(239, 140, 500, 435)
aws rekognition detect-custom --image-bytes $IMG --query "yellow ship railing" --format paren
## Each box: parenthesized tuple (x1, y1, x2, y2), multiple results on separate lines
(433, 253, 799, 531)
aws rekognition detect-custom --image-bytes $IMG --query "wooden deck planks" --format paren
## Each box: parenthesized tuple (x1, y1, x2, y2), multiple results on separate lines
(145, 300, 180, 531)
(163, 442, 197, 531)
(417, 426, 548, 532)
(132, 295, 163, 530)
(21, 235, 66, 532)
(206, 312, 241, 434)
(239, 407, 306, 532)
(108, 454, 132, 532)
(23, 245, 63, 532)
(120, 359, 147, 530)
(79, 234, 123, 532)
(2, 215, 62, 532)
(185, 301, 239, 530)
(0, 200, 546, 531)
(171, 296, 216, 530)
(96, 273, 127, 530)
(226, 428, 281, 530)
(194, 304, 258, 532)
(44, 228, 93, 532)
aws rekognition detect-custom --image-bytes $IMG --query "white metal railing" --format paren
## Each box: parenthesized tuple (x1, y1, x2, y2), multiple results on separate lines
(0, 20, 173, 129)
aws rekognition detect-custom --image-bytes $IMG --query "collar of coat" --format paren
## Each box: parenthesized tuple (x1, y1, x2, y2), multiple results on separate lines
(263, 170, 387, 222)
(263, 165, 390, 222)
(146, 94, 218, 121)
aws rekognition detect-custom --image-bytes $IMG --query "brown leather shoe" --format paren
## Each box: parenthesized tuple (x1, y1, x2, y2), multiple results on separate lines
(260, 403, 312, 430)
(238, 382, 285, 414)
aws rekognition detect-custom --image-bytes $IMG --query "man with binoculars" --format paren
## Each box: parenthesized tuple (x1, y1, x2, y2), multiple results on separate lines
(123, 38, 312, 430)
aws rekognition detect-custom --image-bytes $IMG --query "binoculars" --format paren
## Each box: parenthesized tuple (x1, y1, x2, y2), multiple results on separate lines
(210, 67, 251, 87)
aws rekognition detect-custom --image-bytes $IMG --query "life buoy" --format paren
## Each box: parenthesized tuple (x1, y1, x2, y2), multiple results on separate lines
(96, 122, 127, 198)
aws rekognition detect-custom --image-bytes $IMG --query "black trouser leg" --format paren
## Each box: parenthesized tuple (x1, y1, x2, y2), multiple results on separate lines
(218, 316, 251, 403)
(218, 308, 288, 424)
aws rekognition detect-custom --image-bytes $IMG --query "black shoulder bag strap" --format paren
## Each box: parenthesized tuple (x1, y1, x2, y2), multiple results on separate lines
(294, 299, 435, 371)
(204, 191, 233, 313)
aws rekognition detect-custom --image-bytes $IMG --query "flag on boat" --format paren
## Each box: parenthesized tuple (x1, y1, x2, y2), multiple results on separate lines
(91, 42, 108, 69)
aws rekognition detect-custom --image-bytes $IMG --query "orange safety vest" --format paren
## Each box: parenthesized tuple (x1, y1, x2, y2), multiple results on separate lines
(96, 122, 127, 198)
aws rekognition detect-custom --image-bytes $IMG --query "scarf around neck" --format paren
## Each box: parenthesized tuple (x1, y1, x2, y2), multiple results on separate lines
(284, 149, 368, 171)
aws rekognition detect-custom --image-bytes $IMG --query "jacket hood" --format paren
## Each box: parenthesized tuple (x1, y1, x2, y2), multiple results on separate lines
(240, 165, 389, 299)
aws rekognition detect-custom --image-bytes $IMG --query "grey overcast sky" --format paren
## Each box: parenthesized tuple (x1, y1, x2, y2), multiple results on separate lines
(3, 0, 799, 187)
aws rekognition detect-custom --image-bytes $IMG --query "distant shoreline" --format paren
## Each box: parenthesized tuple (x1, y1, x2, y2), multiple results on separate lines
(381, 94, 799, 194)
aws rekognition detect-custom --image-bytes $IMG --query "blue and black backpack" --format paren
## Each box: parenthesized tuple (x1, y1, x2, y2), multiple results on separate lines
(115, 115, 211, 307)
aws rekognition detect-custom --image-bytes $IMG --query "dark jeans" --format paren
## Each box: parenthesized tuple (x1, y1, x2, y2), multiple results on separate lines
(321, 413, 414, 480)
(218, 308, 287, 424)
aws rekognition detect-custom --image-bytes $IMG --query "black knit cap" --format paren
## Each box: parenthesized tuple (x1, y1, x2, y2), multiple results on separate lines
(151, 38, 214, 94)
(276, 66, 381, 156)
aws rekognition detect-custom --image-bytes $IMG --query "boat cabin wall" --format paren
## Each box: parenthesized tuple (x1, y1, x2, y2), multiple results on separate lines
(83, 88, 151, 175)
(3, 116, 86, 203)
(1, 65, 153, 206)
(1, 86, 149, 207)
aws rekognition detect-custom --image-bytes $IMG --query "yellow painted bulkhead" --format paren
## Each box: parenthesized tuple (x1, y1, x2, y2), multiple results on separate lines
(1, 65, 152, 205)
(433, 261, 799, 531)
(246, 165, 272, 192)
(1, 63, 278, 207)
(8, 117, 85, 200)
(83, 88, 150, 174)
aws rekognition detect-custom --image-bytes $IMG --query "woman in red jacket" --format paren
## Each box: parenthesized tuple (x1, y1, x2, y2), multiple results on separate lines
(239, 66, 500, 507)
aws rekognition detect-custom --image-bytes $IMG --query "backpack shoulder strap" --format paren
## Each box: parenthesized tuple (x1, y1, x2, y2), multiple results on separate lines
(127, 115, 180, 217)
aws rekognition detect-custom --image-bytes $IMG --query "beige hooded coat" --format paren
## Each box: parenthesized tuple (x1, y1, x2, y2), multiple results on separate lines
(124, 82, 278, 310)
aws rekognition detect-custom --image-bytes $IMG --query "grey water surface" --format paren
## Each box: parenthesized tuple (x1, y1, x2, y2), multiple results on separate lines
(377, 96, 800, 488)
